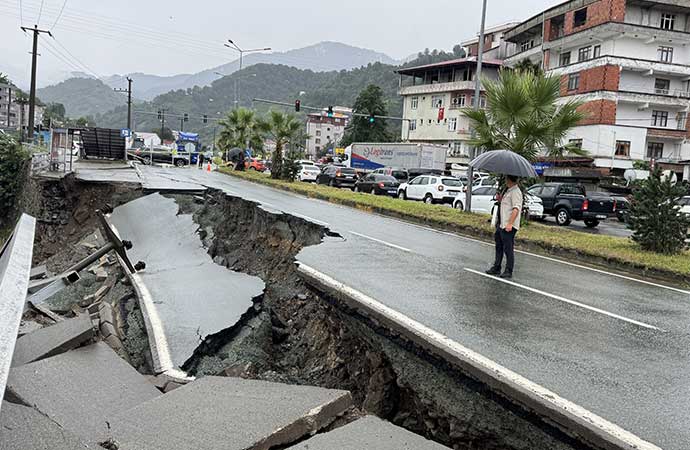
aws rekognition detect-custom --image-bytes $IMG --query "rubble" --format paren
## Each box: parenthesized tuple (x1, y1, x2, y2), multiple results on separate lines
(0, 401, 89, 449)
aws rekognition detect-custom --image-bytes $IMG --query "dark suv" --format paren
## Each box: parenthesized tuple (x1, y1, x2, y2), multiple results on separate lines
(527, 183, 615, 227)
(316, 166, 358, 189)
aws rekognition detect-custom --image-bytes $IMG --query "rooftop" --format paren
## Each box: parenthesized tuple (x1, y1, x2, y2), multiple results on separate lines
(396, 57, 504, 75)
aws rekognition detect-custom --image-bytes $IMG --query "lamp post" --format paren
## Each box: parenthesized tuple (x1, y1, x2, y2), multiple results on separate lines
(465, 0, 488, 213)
(224, 40, 271, 108)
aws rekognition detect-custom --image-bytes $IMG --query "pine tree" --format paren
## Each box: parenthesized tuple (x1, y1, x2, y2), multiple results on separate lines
(628, 167, 690, 254)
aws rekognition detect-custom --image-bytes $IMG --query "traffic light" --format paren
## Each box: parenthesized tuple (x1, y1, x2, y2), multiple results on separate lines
(157, 110, 162, 120)
(183, 113, 189, 122)
(327, 106, 334, 118)
(203, 115, 208, 124)
(368, 114, 376, 124)
(295, 100, 301, 112)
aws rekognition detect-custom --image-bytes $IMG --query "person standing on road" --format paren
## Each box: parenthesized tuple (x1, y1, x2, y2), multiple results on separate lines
(198, 151, 205, 169)
(486, 175, 523, 279)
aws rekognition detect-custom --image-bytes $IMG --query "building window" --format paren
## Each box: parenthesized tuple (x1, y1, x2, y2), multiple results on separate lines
(569, 138, 583, 149)
(677, 112, 687, 130)
(559, 52, 571, 66)
(315, 138, 321, 144)
(593, 45, 601, 58)
(408, 120, 417, 131)
(655, 78, 671, 95)
(520, 41, 531, 52)
(410, 97, 418, 110)
(660, 13, 675, 31)
(419, 119, 423, 126)
(315, 130, 321, 137)
(658, 46, 674, 63)
(615, 141, 630, 158)
(315, 146, 320, 152)
(431, 95, 444, 109)
(578, 46, 591, 62)
(573, 8, 588, 28)
(567, 73, 580, 91)
(448, 118, 458, 132)
(469, 96, 486, 108)
(647, 142, 664, 159)
(652, 110, 669, 127)
(450, 93, 465, 109)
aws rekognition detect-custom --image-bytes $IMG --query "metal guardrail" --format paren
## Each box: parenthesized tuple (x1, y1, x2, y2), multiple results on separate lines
(0, 214, 36, 413)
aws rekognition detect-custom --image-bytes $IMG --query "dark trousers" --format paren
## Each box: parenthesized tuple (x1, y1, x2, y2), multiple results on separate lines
(493, 228, 517, 273)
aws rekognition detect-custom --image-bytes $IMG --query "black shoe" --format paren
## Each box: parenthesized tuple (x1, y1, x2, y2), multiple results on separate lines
(499, 271, 513, 279)
(485, 267, 501, 276)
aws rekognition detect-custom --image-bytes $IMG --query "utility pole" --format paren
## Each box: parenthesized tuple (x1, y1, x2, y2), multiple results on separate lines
(224, 40, 271, 108)
(21, 25, 52, 143)
(6, 87, 11, 130)
(465, 0, 488, 213)
(114, 77, 133, 131)
(158, 108, 167, 142)
(180, 117, 184, 132)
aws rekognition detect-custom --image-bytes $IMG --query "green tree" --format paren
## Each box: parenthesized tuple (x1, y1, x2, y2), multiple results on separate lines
(217, 108, 264, 154)
(628, 167, 690, 254)
(260, 110, 303, 180)
(154, 127, 174, 141)
(0, 73, 10, 84)
(0, 134, 29, 230)
(463, 70, 587, 162)
(341, 84, 394, 146)
(43, 103, 66, 127)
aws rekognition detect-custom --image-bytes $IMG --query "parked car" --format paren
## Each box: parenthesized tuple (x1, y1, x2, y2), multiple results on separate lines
(452, 186, 544, 219)
(127, 148, 189, 167)
(296, 159, 316, 166)
(371, 167, 409, 184)
(245, 158, 266, 171)
(354, 174, 400, 197)
(473, 177, 498, 189)
(316, 165, 358, 189)
(398, 175, 464, 205)
(679, 196, 690, 216)
(527, 183, 615, 227)
(612, 195, 631, 222)
(407, 168, 444, 179)
(297, 164, 321, 182)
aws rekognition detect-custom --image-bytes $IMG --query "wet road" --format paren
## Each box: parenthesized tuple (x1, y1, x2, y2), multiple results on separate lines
(108, 193, 264, 370)
(134, 166, 688, 449)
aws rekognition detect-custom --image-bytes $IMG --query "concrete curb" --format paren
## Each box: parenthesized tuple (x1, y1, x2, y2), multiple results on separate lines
(296, 262, 660, 450)
(0, 214, 36, 412)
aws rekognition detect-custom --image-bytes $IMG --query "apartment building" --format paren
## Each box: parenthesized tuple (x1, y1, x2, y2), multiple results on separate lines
(396, 57, 503, 163)
(462, 22, 521, 60)
(504, 0, 690, 179)
(0, 83, 21, 130)
(304, 107, 351, 158)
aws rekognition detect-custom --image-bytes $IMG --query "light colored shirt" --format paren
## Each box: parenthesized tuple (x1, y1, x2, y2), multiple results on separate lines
(500, 185, 523, 230)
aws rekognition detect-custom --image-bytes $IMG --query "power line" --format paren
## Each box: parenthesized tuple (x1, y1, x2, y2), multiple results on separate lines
(50, 35, 102, 80)
(51, 0, 68, 30)
(18, 0, 23, 25)
(35, 0, 44, 24)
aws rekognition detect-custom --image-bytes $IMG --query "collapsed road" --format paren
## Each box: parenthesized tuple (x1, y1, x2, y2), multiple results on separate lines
(122, 164, 688, 450)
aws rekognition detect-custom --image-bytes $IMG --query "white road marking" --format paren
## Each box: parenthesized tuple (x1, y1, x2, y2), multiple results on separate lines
(297, 263, 661, 450)
(348, 231, 412, 253)
(289, 212, 330, 228)
(465, 268, 663, 331)
(370, 213, 689, 295)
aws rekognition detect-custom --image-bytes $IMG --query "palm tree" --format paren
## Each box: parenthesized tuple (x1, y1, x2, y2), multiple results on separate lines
(463, 70, 588, 162)
(217, 108, 264, 155)
(260, 110, 303, 180)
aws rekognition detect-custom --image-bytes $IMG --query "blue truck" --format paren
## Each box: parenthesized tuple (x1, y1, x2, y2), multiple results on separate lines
(177, 132, 202, 164)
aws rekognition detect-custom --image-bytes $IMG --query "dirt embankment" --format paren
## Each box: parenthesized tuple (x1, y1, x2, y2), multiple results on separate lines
(181, 190, 593, 450)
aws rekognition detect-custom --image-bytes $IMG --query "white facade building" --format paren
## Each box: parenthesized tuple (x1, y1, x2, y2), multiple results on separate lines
(304, 107, 350, 158)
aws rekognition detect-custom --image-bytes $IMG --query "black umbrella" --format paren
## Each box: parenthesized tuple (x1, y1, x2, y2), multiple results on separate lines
(469, 150, 537, 178)
(226, 147, 243, 161)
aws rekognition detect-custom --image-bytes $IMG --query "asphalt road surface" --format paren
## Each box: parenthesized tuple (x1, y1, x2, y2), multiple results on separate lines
(130, 166, 688, 449)
(540, 215, 633, 238)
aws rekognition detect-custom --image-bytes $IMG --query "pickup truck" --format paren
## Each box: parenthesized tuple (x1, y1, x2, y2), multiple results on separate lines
(527, 183, 615, 228)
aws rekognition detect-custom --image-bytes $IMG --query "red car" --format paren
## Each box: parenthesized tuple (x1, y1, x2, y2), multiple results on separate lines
(245, 158, 266, 172)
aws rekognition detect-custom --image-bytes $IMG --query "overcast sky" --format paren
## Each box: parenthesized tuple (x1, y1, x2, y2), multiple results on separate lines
(1, 0, 557, 85)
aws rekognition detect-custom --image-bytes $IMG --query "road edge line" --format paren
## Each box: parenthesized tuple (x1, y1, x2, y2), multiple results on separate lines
(296, 262, 661, 450)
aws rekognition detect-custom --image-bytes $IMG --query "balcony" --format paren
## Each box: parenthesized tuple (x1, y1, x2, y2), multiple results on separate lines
(399, 80, 477, 96)
(617, 90, 690, 108)
(647, 128, 687, 141)
(543, 22, 690, 51)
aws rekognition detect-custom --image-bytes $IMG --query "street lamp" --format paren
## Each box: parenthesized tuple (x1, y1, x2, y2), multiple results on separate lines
(224, 39, 271, 108)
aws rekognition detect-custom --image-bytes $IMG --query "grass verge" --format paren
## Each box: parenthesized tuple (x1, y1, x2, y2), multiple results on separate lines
(220, 168, 690, 284)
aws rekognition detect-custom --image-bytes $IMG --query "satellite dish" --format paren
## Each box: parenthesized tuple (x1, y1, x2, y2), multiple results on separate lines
(624, 169, 650, 185)
(661, 170, 678, 185)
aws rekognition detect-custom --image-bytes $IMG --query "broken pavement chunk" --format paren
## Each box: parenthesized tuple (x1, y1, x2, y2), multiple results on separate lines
(6, 342, 160, 444)
(0, 401, 89, 449)
(11, 314, 96, 367)
(286, 415, 452, 450)
(109, 376, 352, 450)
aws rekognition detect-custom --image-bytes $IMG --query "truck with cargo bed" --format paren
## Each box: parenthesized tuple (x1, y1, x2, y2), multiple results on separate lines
(344, 143, 446, 173)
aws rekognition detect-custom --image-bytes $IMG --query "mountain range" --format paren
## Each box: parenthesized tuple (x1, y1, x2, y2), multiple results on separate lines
(103, 42, 400, 101)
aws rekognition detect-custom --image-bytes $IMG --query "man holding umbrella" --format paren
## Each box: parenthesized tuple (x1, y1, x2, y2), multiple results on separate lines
(467, 150, 537, 279)
(486, 175, 523, 279)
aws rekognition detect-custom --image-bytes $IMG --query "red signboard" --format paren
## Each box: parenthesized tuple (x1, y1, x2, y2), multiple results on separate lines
(437, 107, 445, 121)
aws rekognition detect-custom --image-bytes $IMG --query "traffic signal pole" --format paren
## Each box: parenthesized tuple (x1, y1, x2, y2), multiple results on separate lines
(21, 25, 52, 143)
(114, 77, 133, 131)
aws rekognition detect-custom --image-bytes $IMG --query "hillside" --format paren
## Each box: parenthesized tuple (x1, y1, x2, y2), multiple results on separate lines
(37, 78, 129, 118)
(102, 42, 399, 100)
(95, 62, 403, 143)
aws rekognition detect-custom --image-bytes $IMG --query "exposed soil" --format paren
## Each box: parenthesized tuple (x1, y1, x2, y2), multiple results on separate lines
(181, 190, 593, 450)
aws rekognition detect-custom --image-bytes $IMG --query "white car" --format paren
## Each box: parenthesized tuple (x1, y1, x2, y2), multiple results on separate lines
(297, 164, 321, 182)
(679, 196, 690, 216)
(296, 159, 316, 166)
(453, 186, 545, 219)
(398, 175, 464, 205)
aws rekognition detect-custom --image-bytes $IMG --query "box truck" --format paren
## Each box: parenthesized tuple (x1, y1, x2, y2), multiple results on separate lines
(344, 143, 446, 172)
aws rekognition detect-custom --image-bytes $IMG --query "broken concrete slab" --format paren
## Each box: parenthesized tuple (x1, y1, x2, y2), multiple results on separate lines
(5, 342, 160, 444)
(99, 302, 115, 325)
(109, 376, 352, 450)
(11, 314, 96, 367)
(29, 264, 48, 280)
(0, 401, 89, 449)
(286, 416, 452, 450)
